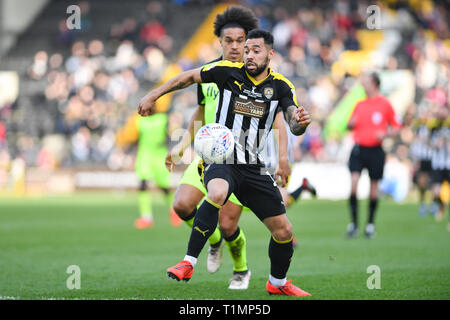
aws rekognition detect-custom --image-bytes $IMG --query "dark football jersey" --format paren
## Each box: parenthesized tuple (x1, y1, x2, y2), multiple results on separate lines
(200, 60, 298, 165)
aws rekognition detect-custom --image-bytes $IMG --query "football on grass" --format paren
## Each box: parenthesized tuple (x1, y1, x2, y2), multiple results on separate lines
(194, 123, 234, 164)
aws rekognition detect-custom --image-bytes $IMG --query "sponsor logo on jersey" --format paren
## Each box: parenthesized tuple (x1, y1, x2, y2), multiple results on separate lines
(233, 97, 266, 118)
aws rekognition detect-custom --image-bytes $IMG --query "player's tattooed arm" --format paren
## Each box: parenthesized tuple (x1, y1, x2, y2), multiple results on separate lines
(284, 105, 311, 136)
(138, 68, 203, 116)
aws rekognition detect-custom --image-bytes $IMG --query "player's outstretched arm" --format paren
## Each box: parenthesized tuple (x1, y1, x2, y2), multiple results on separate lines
(138, 67, 203, 116)
(285, 105, 311, 136)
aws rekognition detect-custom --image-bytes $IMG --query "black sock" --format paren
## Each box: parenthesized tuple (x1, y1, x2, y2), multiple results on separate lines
(368, 198, 378, 224)
(224, 226, 240, 242)
(180, 207, 197, 222)
(268, 237, 293, 279)
(186, 200, 219, 258)
(139, 180, 148, 191)
(350, 194, 358, 226)
(289, 186, 304, 201)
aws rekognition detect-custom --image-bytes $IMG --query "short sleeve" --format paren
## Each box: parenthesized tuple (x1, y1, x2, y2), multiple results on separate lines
(277, 78, 299, 112)
(385, 100, 402, 129)
(200, 60, 242, 87)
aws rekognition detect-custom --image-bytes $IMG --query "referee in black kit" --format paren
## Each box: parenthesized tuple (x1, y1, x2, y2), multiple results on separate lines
(138, 29, 312, 297)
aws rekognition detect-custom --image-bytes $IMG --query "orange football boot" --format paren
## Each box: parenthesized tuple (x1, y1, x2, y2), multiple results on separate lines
(134, 217, 154, 229)
(167, 260, 194, 282)
(266, 280, 311, 297)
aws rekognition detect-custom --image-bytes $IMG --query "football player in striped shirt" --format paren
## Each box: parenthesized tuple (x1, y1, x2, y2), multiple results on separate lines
(139, 29, 312, 296)
(165, 5, 259, 290)
(428, 113, 450, 223)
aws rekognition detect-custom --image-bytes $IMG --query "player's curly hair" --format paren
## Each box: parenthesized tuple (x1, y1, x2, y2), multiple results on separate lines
(213, 5, 259, 37)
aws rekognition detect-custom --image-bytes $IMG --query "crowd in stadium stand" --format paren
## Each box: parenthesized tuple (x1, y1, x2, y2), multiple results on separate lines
(0, 0, 448, 181)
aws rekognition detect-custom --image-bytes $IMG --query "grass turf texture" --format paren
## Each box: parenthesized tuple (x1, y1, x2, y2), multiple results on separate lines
(0, 192, 449, 300)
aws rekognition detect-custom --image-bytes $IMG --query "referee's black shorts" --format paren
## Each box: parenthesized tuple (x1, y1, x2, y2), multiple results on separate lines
(348, 144, 386, 180)
(201, 163, 286, 221)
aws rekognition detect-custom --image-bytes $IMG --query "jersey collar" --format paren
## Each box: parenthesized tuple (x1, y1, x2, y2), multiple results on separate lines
(245, 68, 272, 86)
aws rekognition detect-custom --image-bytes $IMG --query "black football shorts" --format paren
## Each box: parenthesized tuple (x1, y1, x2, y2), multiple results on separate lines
(348, 144, 386, 180)
(200, 163, 286, 221)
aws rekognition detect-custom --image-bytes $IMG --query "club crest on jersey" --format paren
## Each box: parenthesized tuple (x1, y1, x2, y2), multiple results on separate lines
(372, 111, 383, 125)
(264, 87, 274, 99)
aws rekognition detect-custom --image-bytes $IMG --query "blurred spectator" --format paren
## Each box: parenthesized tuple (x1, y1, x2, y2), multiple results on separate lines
(140, 21, 167, 46)
(1, 0, 448, 179)
(0, 121, 6, 148)
(28, 51, 48, 80)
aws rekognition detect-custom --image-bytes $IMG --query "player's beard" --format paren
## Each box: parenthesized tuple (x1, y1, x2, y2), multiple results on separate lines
(245, 56, 269, 77)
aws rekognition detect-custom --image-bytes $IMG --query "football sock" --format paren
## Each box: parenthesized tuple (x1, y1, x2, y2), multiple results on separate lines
(368, 198, 378, 224)
(138, 190, 152, 219)
(183, 255, 198, 266)
(181, 208, 197, 227)
(180, 207, 222, 246)
(269, 274, 287, 287)
(186, 199, 220, 258)
(161, 187, 174, 204)
(289, 186, 304, 203)
(209, 227, 223, 247)
(224, 227, 248, 273)
(349, 194, 358, 226)
(268, 236, 293, 281)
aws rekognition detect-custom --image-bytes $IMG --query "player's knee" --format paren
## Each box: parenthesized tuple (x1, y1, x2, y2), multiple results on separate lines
(172, 197, 196, 219)
(207, 189, 227, 207)
(272, 222, 293, 242)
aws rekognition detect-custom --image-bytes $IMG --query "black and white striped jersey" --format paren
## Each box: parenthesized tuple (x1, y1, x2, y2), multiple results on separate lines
(411, 124, 433, 161)
(200, 60, 298, 166)
(430, 125, 450, 171)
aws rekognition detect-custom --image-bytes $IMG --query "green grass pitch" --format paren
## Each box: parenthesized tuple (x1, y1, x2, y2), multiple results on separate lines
(0, 192, 449, 300)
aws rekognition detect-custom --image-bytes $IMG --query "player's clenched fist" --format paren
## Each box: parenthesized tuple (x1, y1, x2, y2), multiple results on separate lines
(293, 106, 311, 128)
(138, 92, 157, 116)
